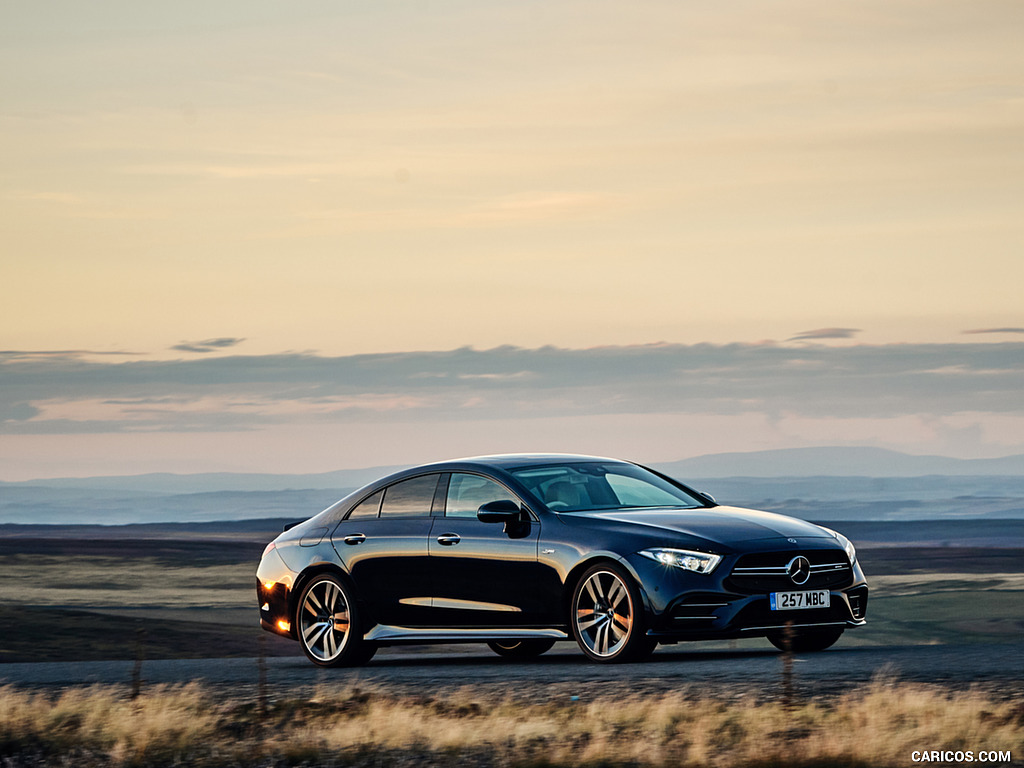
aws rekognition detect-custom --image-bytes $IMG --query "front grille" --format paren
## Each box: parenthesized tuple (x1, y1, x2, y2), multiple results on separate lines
(726, 550, 853, 594)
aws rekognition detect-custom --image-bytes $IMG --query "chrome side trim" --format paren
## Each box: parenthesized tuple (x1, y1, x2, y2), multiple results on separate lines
(398, 597, 522, 613)
(364, 625, 569, 642)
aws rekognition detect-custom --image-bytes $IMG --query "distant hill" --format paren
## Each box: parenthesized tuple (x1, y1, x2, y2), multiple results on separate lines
(656, 447, 1024, 479)
(4, 448, 1022, 495)
(0, 465, 407, 494)
(2, 447, 1023, 525)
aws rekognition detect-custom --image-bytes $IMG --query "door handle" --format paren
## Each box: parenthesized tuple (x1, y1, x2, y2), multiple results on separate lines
(436, 533, 461, 546)
(343, 533, 366, 545)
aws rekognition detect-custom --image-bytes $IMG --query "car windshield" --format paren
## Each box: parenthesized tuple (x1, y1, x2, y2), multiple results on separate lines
(509, 462, 705, 512)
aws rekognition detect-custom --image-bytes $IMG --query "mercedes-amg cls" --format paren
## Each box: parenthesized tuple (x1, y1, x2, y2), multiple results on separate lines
(256, 454, 868, 666)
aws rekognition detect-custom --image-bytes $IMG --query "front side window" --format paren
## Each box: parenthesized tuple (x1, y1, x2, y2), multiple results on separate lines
(379, 474, 440, 518)
(510, 462, 703, 512)
(446, 473, 518, 518)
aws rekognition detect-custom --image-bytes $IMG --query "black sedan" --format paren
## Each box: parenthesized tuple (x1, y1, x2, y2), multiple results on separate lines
(256, 454, 868, 666)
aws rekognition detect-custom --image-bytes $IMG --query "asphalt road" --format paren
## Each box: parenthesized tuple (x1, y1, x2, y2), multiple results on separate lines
(2, 642, 1022, 700)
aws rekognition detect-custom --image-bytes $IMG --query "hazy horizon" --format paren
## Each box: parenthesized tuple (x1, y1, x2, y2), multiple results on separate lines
(4, 444, 1024, 487)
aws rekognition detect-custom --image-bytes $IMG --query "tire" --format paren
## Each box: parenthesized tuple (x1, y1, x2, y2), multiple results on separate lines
(571, 563, 656, 663)
(296, 573, 373, 667)
(767, 626, 844, 653)
(486, 639, 556, 660)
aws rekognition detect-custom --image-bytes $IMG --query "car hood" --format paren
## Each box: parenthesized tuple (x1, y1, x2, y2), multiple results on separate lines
(569, 505, 832, 546)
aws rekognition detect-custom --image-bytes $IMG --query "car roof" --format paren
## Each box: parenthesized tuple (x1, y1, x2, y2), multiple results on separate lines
(420, 453, 630, 471)
(353, 454, 640, 495)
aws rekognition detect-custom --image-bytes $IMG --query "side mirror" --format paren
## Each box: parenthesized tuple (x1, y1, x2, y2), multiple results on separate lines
(477, 499, 521, 523)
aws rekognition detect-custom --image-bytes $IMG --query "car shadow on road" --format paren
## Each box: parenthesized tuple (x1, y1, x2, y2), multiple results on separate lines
(359, 647, 783, 668)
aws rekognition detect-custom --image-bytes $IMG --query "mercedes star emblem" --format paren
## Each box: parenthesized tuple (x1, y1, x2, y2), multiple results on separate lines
(786, 556, 811, 585)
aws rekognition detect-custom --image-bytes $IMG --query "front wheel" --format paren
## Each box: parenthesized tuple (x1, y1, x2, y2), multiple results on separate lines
(571, 563, 656, 663)
(767, 626, 844, 653)
(487, 639, 556, 660)
(296, 573, 374, 667)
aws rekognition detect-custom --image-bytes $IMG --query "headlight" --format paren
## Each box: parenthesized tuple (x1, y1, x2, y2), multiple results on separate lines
(639, 548, 722, 574)
(843, 537, 857, 565)
(822, 527, 857, 565)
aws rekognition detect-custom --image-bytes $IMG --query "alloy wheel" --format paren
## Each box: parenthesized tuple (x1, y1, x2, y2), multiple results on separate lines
(574, 569, 634, 658)
(299, 576, 351, 663)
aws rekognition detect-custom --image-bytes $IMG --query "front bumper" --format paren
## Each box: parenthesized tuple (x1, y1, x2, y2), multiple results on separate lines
(624, 545, 869, 641)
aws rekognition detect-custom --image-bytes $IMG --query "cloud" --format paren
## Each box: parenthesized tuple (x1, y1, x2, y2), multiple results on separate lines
(963, 328, 1024, 335)
(2, 342, 1023, 437)
(170, 337, 246, 354)
(788, 328, 862, 341)
(0, 350, 141, 361)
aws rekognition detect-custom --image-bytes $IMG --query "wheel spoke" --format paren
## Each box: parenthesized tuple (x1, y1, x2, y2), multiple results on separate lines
(323, 582, 337, 612)
(306, 589, 323, 611)
(612, 612, 630, 633)
(303, 621, 329, 646)
(577, 612, 602, 632)
(609, 619, 626, 642)
(584, 576, 601, 604)
(324, 626, 337, 657)
(607, 579, 626, 609)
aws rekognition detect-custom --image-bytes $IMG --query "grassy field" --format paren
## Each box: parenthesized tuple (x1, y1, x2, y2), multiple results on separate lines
(0, 678, 1021, 767)
(1, 532, 1023, 662)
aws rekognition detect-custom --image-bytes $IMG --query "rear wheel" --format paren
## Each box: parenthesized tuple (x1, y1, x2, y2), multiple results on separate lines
(571, 563, 656, 663)
(486, 639, 556, 660)
(767, 626, 844, 653)
(296, 573, 374, 667)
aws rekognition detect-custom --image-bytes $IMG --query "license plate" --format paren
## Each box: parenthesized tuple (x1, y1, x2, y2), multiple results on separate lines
(770, 590, 830, 611)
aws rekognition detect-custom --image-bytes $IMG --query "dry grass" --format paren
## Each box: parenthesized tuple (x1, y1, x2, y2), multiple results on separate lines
(0, 683, 215, 766)
(1, 679, 1021, 767)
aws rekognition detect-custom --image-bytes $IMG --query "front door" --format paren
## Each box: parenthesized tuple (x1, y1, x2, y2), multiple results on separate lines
(426, 472, 545, 626)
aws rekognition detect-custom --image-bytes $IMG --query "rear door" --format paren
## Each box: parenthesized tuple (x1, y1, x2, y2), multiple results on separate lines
(332, 473, 441, 626)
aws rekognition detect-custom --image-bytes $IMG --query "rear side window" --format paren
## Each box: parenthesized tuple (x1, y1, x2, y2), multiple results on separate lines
(380, 474, 440, 518)
(347, 489, 383, 520)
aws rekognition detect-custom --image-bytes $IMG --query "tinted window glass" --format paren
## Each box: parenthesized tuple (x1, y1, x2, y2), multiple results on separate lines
(446, 473, 518, 518)
(510, 463, 702, 512)
(347, 489, 383, 520)
(604, 473, 686, 507)
(380, 474, 440, 518)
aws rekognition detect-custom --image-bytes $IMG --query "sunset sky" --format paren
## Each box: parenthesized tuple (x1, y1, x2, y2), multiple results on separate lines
(2, 1, 1023, 480)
